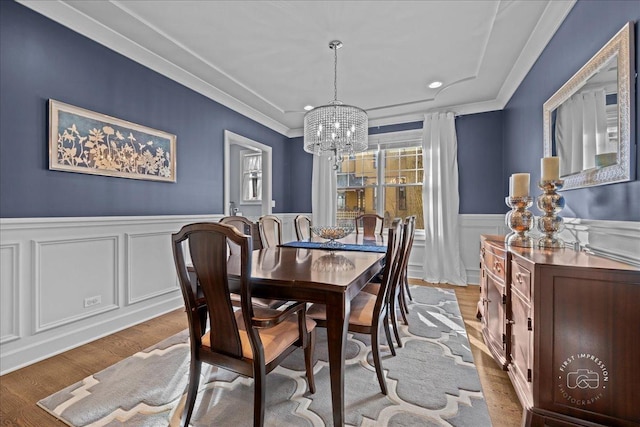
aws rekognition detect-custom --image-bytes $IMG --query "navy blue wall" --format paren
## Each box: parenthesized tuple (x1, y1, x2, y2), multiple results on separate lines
(457, 111, 505, 213)
(504, 0, 639, 221)
(6, 1, 634, 220)
(0, 1, 291, 217)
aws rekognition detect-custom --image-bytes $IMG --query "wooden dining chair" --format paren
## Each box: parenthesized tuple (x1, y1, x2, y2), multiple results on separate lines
(307, 218, 403, 395)
(354, 213, 384, 238)
(220, 215, 262, 250)
(400, 215, 417, 307)
(257, 215, 282, 248)
(388, 215, 416, 347)
(220, 215, 284, 310)
(172, 222, 316, 427)
(294, 214, 312, 241)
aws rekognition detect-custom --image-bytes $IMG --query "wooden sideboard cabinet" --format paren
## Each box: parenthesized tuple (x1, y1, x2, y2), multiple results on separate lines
(479, 234, 510, 369)
(479, 235, 640, 427)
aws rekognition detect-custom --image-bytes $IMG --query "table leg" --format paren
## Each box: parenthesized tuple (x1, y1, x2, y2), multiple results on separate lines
(325, 292, 350, 427)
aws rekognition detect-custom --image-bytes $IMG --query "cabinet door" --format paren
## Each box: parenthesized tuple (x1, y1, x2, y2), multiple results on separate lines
(485, 273, 505, 352)
(510, 287, 532, 402)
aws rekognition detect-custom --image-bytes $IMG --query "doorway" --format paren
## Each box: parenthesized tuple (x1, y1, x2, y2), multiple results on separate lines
(224, 130, 272, 216)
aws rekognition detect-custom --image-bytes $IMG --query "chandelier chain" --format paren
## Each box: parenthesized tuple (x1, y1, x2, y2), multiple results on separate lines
(333, 45, 338, 102)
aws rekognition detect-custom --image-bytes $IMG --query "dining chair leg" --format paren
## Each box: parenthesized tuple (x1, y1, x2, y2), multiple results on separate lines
(389, 299, 403, 348)
(382, 312, 396, 357)
(304, 328, 316, 394)
(253, 364, 267, 427)
(371, 323, 388, 395)
(398, 291, 410, 326)
(404, 273, 413, 301)
(181, 358, 202, 427)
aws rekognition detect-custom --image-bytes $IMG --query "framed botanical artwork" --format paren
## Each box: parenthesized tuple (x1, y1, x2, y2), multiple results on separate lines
(49, 99, 177, 182)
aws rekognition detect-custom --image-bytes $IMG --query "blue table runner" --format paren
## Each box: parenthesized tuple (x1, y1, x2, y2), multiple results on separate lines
(280, 241, 387, 253)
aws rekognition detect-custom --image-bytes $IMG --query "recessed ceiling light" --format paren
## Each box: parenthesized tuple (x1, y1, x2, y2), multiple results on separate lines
(428, 81, 443, 89)
(304, 105, 314, 111)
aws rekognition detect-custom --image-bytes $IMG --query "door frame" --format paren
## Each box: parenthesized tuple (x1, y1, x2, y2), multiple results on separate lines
(224, 130, 272, 216)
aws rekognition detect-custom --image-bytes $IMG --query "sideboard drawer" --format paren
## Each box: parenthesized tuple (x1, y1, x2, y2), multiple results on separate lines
(484, 245, 506, 281)
(512, 261, 531, 299)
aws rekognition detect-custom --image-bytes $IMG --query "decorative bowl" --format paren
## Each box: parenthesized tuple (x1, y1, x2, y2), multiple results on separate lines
(310, 225, 354, 248)
(311, 225, 354, 240)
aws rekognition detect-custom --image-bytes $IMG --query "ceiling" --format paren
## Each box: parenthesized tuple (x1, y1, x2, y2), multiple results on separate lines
(20, 0, 575, 137)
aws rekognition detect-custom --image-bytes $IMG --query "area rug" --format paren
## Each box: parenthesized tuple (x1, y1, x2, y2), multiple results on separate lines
(38, 286, 492, 426)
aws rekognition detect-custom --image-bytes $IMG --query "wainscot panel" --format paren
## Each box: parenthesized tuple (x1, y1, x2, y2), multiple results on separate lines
(34, 235, 120, 333)
(0, 243, 20, 344)
(2, 214, 634, 374)
(459, 214, 509, 285)
(126, 232, 178, 305)
(0, 214, 222, 375)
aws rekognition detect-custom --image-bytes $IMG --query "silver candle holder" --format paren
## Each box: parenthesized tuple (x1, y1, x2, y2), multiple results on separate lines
(536, 180, 565, 249)
(505, 196, 534, 247)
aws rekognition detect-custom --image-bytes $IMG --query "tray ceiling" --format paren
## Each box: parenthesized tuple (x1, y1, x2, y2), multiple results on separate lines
(19, 0, 576, 137)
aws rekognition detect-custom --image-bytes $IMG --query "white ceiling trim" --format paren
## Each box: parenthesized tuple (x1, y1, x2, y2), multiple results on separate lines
(18, 0, 576, 139)
(496, 0, 577, 106)
(111, 1, 287, 116)
(18, 0, 291, 136)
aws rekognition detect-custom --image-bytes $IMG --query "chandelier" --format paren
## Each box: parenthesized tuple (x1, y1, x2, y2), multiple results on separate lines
(303, 40, 368, 170)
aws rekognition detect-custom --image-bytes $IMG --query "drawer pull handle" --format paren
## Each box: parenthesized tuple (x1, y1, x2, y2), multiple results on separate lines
(493, 260, 502, 272)
(516, 272, 523, 284)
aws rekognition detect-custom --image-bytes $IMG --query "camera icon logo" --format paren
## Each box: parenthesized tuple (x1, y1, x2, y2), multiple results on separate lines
(566, 369, 599, 389)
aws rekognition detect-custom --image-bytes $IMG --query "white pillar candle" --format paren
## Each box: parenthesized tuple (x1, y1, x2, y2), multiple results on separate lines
(541, 156, 560, 181)
(509, 175, 514, 198)
(511, 173, 530, 197)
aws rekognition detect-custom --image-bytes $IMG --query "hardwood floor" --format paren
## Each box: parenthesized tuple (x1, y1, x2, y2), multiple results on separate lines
(427, 281, 523, 427)
(0, 281, 522, 426)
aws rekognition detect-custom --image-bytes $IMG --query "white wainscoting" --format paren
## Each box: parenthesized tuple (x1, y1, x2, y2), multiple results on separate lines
(1, 213, 636, 374)
(0, 215, 221, 375)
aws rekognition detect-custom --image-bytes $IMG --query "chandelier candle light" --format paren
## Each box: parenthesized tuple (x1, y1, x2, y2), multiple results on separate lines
(537, 156, 565, 249)
(303, 40, 368, 170)
(505, 173, 534, 247)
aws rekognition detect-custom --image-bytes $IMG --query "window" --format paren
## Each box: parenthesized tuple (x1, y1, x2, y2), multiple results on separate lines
(336, 130, 424, 229)
(241, 151, 262, 203)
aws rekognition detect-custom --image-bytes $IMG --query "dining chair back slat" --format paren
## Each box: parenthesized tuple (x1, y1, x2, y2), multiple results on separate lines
(355, 214, 384, 238)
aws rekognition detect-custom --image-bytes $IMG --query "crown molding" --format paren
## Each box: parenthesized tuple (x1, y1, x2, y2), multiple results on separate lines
(18, 0, 291, 136)
(19, 0, 574, 139)
(496, 0, 577, 106)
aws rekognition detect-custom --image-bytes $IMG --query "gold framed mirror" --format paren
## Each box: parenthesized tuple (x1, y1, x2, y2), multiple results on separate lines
(543, 22, 635, 190)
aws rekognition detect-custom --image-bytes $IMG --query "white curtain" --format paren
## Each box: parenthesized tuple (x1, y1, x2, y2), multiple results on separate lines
(421, 112, 467, 286)
(311, 154, 337, 226)
(555, 89, 608, 175)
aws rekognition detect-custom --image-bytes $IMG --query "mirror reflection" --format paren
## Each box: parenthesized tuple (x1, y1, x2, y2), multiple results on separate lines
(553, 54, 618, 176)
(543, 22, 633, 190)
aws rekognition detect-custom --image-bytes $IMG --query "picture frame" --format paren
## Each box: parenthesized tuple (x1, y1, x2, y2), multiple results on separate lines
(49, 99, 177, 182)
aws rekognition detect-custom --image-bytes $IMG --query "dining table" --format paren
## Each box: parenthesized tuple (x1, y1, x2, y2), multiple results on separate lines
(251, 235, 385, 426)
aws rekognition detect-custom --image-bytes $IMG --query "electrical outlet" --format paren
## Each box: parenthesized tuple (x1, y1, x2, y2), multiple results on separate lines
(84, 295, 101, 308)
